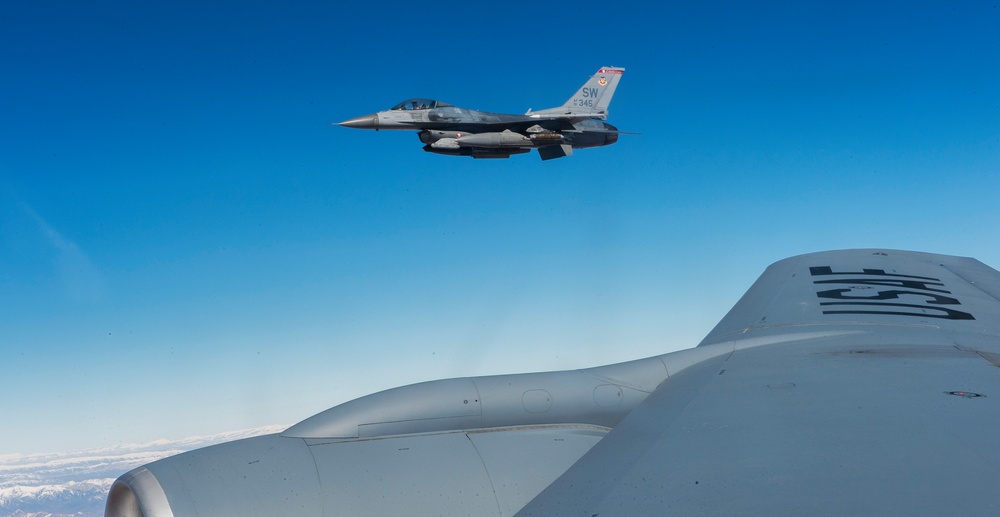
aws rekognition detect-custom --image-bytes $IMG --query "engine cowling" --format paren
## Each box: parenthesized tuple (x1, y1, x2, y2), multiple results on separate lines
(105, 352, 707, 517)
(106, 425, 611, 517)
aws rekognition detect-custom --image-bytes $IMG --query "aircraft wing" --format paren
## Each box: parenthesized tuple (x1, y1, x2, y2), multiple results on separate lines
(106, 249, 1000, 516)
(516, 249, 1000, 516)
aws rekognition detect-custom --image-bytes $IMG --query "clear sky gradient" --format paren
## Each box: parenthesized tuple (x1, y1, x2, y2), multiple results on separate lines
(2, 1, 998, 454)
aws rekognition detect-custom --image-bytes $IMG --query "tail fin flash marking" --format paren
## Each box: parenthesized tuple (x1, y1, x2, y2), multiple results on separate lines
(530, 66, 625, 120)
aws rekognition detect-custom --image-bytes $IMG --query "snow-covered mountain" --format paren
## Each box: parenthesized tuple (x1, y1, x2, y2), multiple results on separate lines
(0, 425, 286, 517)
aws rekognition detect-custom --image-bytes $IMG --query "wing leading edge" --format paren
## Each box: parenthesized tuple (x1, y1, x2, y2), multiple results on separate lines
(517, 249, 1000, 516)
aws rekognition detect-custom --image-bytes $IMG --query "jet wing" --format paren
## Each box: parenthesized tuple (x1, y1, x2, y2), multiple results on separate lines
(517, 249, 1000, 516)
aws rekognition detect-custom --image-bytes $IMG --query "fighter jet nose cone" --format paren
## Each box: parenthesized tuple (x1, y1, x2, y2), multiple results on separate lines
(339, 114, 378, 129)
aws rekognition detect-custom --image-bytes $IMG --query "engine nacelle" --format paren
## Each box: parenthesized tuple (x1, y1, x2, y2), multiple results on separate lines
(105, 346, 735, 516)
(105, 425, 608, 517)
(105, 356, 672, 516)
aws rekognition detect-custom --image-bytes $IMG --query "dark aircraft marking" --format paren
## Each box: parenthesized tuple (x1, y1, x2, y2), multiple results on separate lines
(810, 266, 974, 320)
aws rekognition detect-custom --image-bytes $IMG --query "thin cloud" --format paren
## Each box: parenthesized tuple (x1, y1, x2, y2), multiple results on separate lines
(18, 202, 106, 304)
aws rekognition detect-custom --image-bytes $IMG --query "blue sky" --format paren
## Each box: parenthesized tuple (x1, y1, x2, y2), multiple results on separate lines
(2, 1, 998, 454)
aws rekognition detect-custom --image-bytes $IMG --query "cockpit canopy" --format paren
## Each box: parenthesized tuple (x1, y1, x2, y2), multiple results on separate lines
(389, 98, 452, 111)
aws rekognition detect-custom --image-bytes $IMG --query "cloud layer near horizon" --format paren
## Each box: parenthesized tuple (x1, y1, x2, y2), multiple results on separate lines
(0, 425, 284, 517)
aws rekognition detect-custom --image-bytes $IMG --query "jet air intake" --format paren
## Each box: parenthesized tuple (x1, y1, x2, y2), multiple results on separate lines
(418, 130, 466, 144)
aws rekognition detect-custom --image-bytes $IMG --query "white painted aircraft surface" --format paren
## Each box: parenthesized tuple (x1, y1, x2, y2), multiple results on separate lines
(107, 249, 1000, 516)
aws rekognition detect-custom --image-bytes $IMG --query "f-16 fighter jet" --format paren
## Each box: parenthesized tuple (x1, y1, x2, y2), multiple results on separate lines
(339, 67, 626, 160)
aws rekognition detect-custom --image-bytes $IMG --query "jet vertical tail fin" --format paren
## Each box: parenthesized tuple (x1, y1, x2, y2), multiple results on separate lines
(529, 66, 625, 120)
